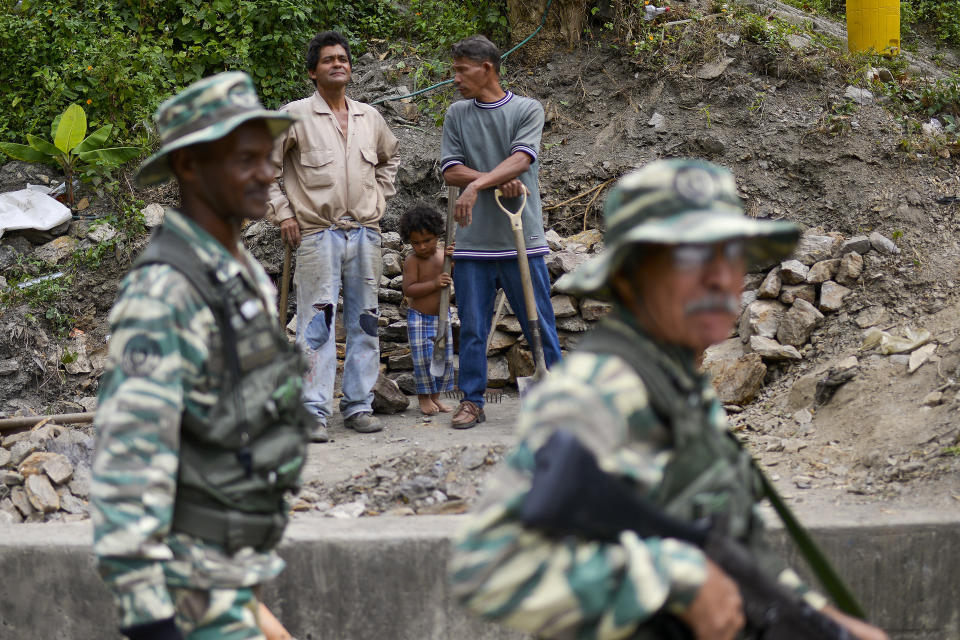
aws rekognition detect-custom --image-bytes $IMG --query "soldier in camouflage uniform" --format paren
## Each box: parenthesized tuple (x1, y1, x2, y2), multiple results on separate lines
(449, 160, 887, 640)
(92, 72, 311, 640)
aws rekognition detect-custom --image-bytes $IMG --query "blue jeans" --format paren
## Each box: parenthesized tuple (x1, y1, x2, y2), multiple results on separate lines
(294, 227, 381, 424)
(453, 257, 561, 408)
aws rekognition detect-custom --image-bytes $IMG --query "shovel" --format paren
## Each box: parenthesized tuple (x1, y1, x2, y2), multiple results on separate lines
(494, 187, 547, 396)
(430, 185, 459, 378)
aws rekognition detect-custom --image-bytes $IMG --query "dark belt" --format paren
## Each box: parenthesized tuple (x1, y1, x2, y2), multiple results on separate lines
(171, 501, 287, 554)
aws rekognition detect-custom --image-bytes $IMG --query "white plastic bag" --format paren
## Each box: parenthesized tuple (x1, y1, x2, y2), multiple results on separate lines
(0, 189, 72, 239)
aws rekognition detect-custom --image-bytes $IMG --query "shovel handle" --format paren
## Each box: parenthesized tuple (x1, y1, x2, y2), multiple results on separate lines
(435, 186, 459, 345)
(278, 244, 292, 326)
(494, 188, 547, 380)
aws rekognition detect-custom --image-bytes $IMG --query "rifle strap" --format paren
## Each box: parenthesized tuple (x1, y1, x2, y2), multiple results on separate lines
(755, 466, 866, 619)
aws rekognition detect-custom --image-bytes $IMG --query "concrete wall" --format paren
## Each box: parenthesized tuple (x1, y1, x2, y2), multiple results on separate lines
(0, 511, 956, 639)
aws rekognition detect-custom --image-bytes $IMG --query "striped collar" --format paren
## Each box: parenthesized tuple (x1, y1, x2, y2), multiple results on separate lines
(474, 91, 514, 109)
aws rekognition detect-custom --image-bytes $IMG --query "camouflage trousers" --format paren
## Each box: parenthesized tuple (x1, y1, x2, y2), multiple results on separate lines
(170, 586, 265, 640)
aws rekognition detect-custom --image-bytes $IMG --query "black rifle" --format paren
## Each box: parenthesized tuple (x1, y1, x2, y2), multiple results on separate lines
(520, 430, 855, 640)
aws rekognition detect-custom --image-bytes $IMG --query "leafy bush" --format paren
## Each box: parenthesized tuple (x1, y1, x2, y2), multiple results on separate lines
(1, 0, 507, 150)
(902, 0, 960, 47)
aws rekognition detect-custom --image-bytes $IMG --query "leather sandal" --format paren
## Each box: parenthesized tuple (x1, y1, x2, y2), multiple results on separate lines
(450, 400, 485, 430)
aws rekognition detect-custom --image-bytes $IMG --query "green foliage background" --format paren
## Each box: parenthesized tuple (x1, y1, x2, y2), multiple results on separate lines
(0, 0, 508, 147)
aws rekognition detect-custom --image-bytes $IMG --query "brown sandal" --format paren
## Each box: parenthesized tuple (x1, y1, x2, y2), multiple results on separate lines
(450, 399, 485, 430)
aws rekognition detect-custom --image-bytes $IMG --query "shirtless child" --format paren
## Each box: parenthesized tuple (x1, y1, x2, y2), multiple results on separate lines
(400, 204, 456, 415)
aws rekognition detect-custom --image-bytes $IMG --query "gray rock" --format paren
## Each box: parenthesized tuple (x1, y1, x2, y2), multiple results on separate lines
(786, 373, 819, 411)
(922, 391, 944, 407)
(779, 261, 809, 285)
(380, 321, 408, 341)
(869, 232, 899, 255)
(86, 222, 117, 244)
(487, 330, 518, 352)
(0, 483, 7, 501)
(703, 338, 749, 368)
(792, 234, 841, 265)
(551, 295, 579, 318)
(648, 112, 666, 129)
(10, 486, 34, 517)
(141, 203, 165, 228)
(705, 353, 766, 406)
(889, 354, 910, 367)
(841, 236, 871, 255)
(580, 298, 612, 321)
(388, 275, 404, 289)
(749, 336, 802, 361)
(45, 429, 94, 470)
(545, 229, 565, 251)
(546, 251, 590, 276)
(818, 281, 852, 313)
(0, 498, 23, 524)
(739, 290, 759, 314)
(387, 352, 413, 370)
(806, 259, 840, 284)
(777, 299, 824, 347)
(371, 374, 409, 414)
(0, 447, 10, 468)
(696, 57, 735, 80)
(33, 236, 78, 266)
(388, 372, 417, 395)
(378, 288, 403, 304)
(757, 267, 782, 298)
(717, 33, 740, 47)
(0, 358, 18, 376)
(855, 305, 887, 329)
(9, 441, 38, 467)
(487, 355, 511, 387)
(556, 315, 589, 333)
(497, 315, 522, 334)
(68, 466, 91, 499)
(739, 300, 786, 343)
(909, 344, 937, 374)
(844, 86, 874, 105)
(0, 470, 23, 486)
(779, 284, 816, 306)
(59, 491, 87, 516)
(461, 447, 488, 471)
(381, 252, 403, 277)
(381, 231, 402, 251)
(786, 34, 811, 50)
(42, 453, 74, 485)
(0, 509, 18, 525)
(836, 251, 864, 285)
(25, 474, 59, 513)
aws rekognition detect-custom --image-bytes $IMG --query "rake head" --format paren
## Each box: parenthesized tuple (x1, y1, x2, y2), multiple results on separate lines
(442, 388, 504, 403)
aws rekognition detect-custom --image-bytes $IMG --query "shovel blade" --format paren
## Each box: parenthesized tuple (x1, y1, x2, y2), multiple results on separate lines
(430, 338, 447, 378)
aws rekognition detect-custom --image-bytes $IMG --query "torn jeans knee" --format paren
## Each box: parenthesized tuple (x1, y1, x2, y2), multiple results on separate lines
(305, 303, 334, 350)
(358, 309, 379, 337)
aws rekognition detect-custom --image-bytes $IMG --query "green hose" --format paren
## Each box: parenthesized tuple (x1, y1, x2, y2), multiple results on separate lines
(370, 0, 554, 106)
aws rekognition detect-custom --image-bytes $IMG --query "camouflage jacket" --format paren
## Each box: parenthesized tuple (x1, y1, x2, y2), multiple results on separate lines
(450, 307, 824, 639)
(91, 209, 286, 629)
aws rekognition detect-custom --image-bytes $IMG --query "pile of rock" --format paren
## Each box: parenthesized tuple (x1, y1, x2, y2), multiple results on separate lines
(0, 423, 94, 524)
(704, 230, 900, 405)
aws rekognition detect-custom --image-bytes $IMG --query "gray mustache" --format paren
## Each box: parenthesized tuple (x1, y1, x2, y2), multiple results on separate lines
(684, 294, 739, 315)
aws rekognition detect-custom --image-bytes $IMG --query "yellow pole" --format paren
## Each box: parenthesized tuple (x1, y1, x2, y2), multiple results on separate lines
(846, 0, 900, 55)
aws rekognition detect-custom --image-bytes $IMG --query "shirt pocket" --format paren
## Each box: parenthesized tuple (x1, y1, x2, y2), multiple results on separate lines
(359, 147, 379, 188)
(299, 149, 335, 188)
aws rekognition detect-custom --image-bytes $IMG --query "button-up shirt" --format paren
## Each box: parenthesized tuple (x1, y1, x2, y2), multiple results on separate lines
(267, 92, 399, 233)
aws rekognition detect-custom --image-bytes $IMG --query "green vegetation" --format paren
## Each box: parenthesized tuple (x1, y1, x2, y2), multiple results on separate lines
(0, 0, 508, 150)
(0, 104, 139, 207)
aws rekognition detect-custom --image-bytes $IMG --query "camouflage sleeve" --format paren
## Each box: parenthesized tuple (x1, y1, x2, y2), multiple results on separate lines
(449, 353, 708, 638)
(91, 265, 210, 629)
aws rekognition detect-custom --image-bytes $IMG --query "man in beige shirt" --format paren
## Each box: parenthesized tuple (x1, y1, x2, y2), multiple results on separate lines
(268, 30, 399, 443)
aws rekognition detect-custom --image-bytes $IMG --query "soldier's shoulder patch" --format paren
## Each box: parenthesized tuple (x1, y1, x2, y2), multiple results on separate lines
(121, 334, 163, 377)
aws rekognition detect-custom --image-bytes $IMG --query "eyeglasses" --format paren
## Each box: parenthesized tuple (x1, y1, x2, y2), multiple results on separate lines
(670, 240, 746, 272)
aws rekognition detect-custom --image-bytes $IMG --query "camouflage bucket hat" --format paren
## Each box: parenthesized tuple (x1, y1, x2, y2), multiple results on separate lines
(135, 71, 295, 187)
(556, 159, 801, 297)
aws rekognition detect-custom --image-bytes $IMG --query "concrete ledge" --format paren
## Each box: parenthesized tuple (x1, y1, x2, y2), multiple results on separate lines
(0, 511, 956, 639)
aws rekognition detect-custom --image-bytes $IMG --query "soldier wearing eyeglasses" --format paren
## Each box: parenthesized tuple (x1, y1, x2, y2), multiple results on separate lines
(449, 159, 888, 640)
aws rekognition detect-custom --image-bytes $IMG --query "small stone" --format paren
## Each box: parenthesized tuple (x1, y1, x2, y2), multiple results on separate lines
(25, 474, 59, 513)
(757, 267, 782, 298)
(777, 299, 824, 347)
(835, 356, 859, 370)
(786, 34, 812, 50)
(717, 33, 741, 47)
(86, 222, 117, 244)
(855, 306, 887, 329)
(10, 486, 34, 517)
(806, 259, 840, 284)
(779, 284, 816, 306)
(0, 359, 18, 376)
(565, 229, 603, 251)
(922, 391, 944, 407)
(696, 57, 735, 80)
(792, 234, 841, 265)
(841, 236, 871, 255)
(487, 355, 511, 387)
(705, 353, 767, 406)
(68, 466, 91, 499)
(328, 500, 367, 519)
(507, 343, 535, 380)
(496, 315, 522, 334)
(381, 252, 403, 277)
(59, 492, 87, 515)
(869, 232, 899, 255)
(33, 236, 78, 266)
(794, 408, 813, 425)
(779, 261, 809, 285)
(556, 316, 589, 333)
(17, 452, 56, 477)
(0, 470, 23, 486)
(547, 251, 590, 277)
(43, 453, 74, 485)
(371, 374, 409, 414)
(794, 475, 813, 489)
(381, 231, 402, 251)
(889, 354, 910, 367)
(908, 343, 937, 374)
(0, 447, 10, 468)
(648, 112, 666, 129)
(387, 352, 413, 370)
(786, 373, 818, 411)
(749, 336, 802, 361)
(836, 252, 864, 285)
(703, 338, 749, 368)
(461, 448, 487, 471)
(142, 203, 165, 228)
(550, 295, 579, 318)
(739, 289, 759, 313)
(9, 441, 39, 467)
(844, 86, 874, 105)
(818, 281, 852, 313)
(545, 229, 565, 251)
(580, 298, 612, 321)
(739, 300, 786, 343)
